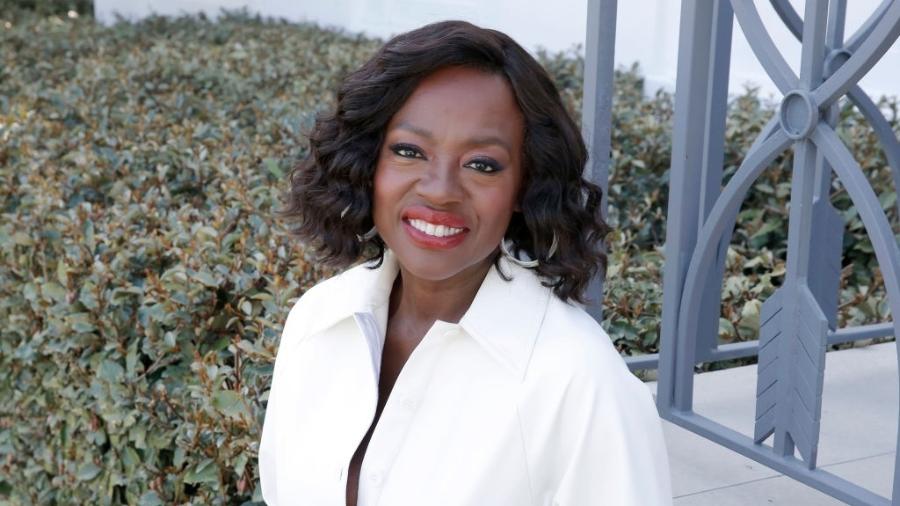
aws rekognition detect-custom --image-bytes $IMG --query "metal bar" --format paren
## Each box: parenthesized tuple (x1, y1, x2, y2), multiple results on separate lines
(812, 124, 900, 503)
(696, 0, 735, 363)
(731, 2, 799, 94)
(813, 3, 900, 109)
(845, 0, 893, 53)
(664, 411, 891, 505)
(581, 0, 617, 323)
(799, 0, 828, 91)
(675, 129, 793, 409)
(625, 353, 661, 372)
(830, 321, 895, 344)
(826, 0, 847, 47)
(770, 0, 803, 39)
(626, 321, 894, 370)
(767, 1, 829, 460)
(847, 84, 900, 220)
(657, 0, 719, 414)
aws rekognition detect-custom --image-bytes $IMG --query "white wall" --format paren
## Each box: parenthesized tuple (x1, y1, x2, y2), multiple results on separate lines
(95, 0, 899, 100)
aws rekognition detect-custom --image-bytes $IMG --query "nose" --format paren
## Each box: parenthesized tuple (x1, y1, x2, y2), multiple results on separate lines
(415, 157, 465, 206)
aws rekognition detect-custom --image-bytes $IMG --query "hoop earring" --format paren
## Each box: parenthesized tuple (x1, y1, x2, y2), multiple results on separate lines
(547, 233, 558, 260)
(356, 226, 377, 242)
(500, 238, 539, 268)
(500, 233, 559, 268)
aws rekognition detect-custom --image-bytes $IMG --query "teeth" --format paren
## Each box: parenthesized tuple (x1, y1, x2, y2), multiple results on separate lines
(409, 219, 463, 237)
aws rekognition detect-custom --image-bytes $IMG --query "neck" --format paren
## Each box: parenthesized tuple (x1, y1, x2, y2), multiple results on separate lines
(388, 255, 494, 328)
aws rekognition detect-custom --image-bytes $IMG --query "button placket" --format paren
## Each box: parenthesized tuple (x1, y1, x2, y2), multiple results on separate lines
(362, 322, 449, 503)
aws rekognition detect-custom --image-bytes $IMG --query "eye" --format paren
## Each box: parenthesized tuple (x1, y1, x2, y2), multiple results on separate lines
(465, 158, 502, 173)
(390, 143, 424, 159)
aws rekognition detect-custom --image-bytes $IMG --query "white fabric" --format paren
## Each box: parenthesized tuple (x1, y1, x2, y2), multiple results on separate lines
(259, 248, 672, 505)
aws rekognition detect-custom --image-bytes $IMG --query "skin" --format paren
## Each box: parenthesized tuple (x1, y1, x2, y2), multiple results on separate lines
(345, 65, 526, 506)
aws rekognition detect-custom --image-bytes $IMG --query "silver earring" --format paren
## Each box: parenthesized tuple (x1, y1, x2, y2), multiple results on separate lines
(500, 233, 559, 268)
(356, 226, 377, 242)
(500, 238, 539, 268)
(341, 203, 376, 242)
(547, 233, 558, 260)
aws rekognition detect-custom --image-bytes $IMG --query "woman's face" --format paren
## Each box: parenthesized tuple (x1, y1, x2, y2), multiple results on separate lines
(372, 65, 525, 283)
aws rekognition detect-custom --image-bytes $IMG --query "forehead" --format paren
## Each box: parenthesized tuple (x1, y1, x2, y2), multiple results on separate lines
(386, 66, 525, 140)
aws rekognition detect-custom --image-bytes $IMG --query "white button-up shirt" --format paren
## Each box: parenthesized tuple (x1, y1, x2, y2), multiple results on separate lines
(259, 249, 672, 505)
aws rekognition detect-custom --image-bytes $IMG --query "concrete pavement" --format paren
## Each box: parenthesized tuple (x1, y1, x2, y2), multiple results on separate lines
(645, 341, 898, 504)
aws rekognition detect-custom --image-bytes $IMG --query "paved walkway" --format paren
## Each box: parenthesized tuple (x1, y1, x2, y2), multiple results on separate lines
(645, 341, 898, 504)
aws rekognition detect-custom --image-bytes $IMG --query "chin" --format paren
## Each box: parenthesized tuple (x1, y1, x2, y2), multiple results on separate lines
(392, 244, 493, 283)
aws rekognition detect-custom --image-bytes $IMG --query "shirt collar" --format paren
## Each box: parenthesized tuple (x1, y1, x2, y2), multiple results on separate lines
(305, 248, 552, 380)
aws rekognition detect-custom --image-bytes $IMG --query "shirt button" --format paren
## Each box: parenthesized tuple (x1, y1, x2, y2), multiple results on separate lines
(337, 466, 345, 481)
(369, 471, 383, 485)
(401, 396, 417, 410)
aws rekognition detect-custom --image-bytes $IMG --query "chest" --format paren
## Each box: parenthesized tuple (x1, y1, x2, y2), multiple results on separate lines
(269, 317, 533, 506)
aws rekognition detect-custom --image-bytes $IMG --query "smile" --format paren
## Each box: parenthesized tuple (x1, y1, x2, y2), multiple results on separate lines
(401, 218, 469, 250)
(407, 219, 465, 237)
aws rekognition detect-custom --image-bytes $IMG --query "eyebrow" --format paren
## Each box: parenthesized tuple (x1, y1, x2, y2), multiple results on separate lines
(393, 121, 513, 153)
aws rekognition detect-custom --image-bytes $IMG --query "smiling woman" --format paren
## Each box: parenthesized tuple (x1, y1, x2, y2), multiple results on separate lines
(265, 20, 672, 506)
(373, 66, 525, 286)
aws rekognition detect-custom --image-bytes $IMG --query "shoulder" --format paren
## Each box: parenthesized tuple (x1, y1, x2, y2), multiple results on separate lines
(516, 298, 670, 498)
(527, 296, 633, 388)
(278, 260, 373, 348)
(519, 295, 658, 426)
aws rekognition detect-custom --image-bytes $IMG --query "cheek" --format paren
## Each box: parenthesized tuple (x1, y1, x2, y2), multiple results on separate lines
(372, 162, 410, 222)
(372, 162, 395, 206)
(477, 188, 520, 234)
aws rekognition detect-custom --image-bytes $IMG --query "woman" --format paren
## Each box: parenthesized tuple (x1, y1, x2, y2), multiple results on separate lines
(260, 19, 672, 505)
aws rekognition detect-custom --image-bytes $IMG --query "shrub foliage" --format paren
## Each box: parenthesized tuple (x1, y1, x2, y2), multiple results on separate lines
(1, 9, 897, 504)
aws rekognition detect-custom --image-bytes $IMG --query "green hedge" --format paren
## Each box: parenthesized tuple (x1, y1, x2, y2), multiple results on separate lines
(1, 0, 93, 18)
(1, 9, 896, 504)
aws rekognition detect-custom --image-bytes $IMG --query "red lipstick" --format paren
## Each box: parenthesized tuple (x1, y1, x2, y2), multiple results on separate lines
(401, 205, 469, 250)
(401, 205, 468, 228)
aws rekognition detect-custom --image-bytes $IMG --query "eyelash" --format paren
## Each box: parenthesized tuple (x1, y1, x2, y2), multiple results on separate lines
(389, 143, 502, 174)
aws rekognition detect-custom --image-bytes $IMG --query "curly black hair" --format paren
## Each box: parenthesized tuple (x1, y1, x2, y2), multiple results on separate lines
(277, 19, 609, 305)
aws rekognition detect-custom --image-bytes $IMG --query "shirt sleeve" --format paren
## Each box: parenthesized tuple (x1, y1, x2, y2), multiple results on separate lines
(550, 368, 673, 506)
(258, 293, 314, 505)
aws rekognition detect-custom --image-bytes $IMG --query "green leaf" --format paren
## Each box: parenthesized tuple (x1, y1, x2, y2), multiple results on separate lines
(718, 318, 736, 341)
(212, 390, 249, 419)
(184, 458, 219, 485)
(233, 452, 248, 475)
(138, 491, 164, 506)
(77, 462, 102, 482)
(98, 359, 125, 382)
(78, 282, 99, 309)
(191, 269, 218, 288)
(12, 232, 33, 246)
(264, 158, 283, 178)
(749, 219, 781, 239)
(56, 258, 69, 285)
(42, 282, 67, 302)
(173, 447, 186, 469)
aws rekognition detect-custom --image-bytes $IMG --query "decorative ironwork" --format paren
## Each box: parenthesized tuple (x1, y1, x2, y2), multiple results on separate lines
(647, 0, 900, 503)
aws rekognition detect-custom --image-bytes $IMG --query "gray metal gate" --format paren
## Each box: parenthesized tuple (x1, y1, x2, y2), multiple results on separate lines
(582, 1, 900, 504)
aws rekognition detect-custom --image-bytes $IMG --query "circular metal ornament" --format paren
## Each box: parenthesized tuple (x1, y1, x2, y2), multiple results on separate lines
(779, 90, 819, 140)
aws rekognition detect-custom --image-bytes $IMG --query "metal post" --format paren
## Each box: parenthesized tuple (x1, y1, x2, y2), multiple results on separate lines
(581, 0, 617, 322)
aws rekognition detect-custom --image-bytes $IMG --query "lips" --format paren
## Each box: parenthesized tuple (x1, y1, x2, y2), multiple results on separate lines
(401, 205, 468, 228)
(400, 205, 469, 250)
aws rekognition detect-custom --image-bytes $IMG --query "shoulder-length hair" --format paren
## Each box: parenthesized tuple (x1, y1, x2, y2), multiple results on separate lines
(277, 19, 609, 305)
